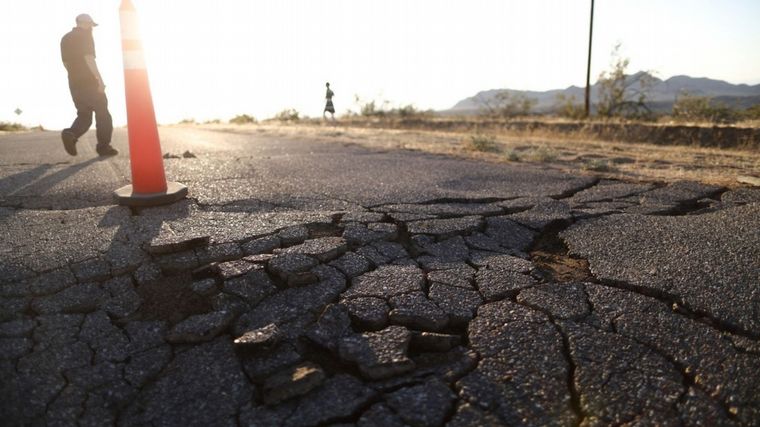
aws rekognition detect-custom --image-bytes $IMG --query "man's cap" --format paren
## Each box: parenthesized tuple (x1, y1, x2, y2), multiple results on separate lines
(76, 13, 98, 27)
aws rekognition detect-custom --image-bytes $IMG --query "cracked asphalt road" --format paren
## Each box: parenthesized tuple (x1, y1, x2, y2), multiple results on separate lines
(1, 128, 759, 426)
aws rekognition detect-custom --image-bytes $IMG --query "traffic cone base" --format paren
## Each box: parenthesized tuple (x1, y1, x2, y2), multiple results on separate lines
(113, 181, 187, 207)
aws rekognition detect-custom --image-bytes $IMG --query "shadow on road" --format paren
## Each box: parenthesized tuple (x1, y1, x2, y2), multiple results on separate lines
(98, 200, 193, 276)
(0, 164, 54, 195)
(7, 157, 105, 197)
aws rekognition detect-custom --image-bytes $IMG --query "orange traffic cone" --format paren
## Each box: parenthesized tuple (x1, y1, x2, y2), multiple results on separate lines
(113, 0, 187, 206)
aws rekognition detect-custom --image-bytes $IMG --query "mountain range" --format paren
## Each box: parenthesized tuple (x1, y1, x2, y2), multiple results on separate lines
(449, 73, 760, 113)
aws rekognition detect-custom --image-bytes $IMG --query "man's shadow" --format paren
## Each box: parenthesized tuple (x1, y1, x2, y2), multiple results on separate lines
(0, 164, 53, 195)
(2, 157, 106, 200)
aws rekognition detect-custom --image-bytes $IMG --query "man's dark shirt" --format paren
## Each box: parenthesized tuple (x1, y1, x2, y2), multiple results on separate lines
(61, 27, 97, 87)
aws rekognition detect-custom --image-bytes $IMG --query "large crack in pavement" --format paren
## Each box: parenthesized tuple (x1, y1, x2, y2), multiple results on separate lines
(611, 319, 740, 422)
(2, 177, 759, 426)
(527, 214, 759, 423)
(556, 323, 586, 427)
(532, 214, 760, 340)
(508, 295, 587, 427)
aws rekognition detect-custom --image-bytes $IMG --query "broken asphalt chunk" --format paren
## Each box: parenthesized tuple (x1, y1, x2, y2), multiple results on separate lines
(342, 296, 390, 331)
(166, 310, 236, 344)
(146, 233, 210, 255)
(338, 325, 415, 380)
(329, 251, 372, 278)
(389, 292, 448, 332)
(262, 362, 326, 405)
(279, 237, 348, 262)
(267, 253, 319, 287)
(234, 323, 281, 350)
(343, 265, 424, 300)
(305, 304, 352, 353)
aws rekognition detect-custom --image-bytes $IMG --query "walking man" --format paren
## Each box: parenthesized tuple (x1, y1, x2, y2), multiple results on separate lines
(323, 82, 335, 121)
(60, 14, 118, 156)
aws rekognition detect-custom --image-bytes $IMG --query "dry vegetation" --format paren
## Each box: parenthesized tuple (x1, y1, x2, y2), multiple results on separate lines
(0, 122, 27, 132)
(197, 118, 760, 188)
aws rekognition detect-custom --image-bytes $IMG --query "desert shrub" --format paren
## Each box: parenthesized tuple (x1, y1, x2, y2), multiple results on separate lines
(476, 92, 537, 118)
(554, 94, 586, 119)
(505, 149, 521, 161)
(273, 109, 300, 121)
(524, 146, 558, 162)
(672, 93, 711, 122)
(0, 122, 26, 131)
(178, 118, 196, 124)
(204, 118, 222, 124)
(353, 95, 429, 118)
(353, 95, 384, 117)
(672, 92, 740, 124)
(360, 100, 382, 117)
(705, 104, 740, 124)
(395, 104, 419, 118)
(354, 96, 391, 117)
(744, 104, 760, 120)
(229, 114, 257, 124)
(596, 44, 655, 119)
(391, 104, 433, 118)
(467, 134, 500, 152)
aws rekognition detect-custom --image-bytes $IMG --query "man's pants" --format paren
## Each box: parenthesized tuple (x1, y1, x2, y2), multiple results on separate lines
(65, 84, 113, 147)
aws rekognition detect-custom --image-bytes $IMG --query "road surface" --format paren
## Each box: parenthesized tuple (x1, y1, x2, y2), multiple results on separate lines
(1, 127, 759, 426)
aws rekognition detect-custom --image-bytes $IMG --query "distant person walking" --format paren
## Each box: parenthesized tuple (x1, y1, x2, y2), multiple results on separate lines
(60, 14, 118, 156)
(323, 82, 335, 121)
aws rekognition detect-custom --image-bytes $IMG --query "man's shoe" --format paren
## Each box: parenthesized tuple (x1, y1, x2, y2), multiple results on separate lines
(61, 130, 77, 156)
(96, 145, 119, 156)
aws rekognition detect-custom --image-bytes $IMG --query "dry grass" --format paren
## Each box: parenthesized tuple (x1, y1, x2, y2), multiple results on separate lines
(466, 134, 500, 152)
(197, 121, 760, 188)
(0, 122, 27, 132)
(523, 146, 559, 163)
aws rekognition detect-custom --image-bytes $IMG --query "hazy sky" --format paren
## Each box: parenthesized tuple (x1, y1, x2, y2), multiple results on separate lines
(2, 0, 759, 129)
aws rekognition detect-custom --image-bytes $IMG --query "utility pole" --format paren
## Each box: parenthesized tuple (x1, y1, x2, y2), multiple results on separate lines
(585, 0, 595, 118)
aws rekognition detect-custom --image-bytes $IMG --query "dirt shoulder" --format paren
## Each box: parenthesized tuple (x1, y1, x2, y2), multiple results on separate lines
(192, 121, 760, 188)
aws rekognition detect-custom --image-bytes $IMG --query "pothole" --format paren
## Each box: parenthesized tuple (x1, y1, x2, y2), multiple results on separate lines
(529, 220, 594, 283)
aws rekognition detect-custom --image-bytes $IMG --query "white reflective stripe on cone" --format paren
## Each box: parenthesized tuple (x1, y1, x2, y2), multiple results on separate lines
(122, 50, 146, 70)
(120, 11, 140, 40)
